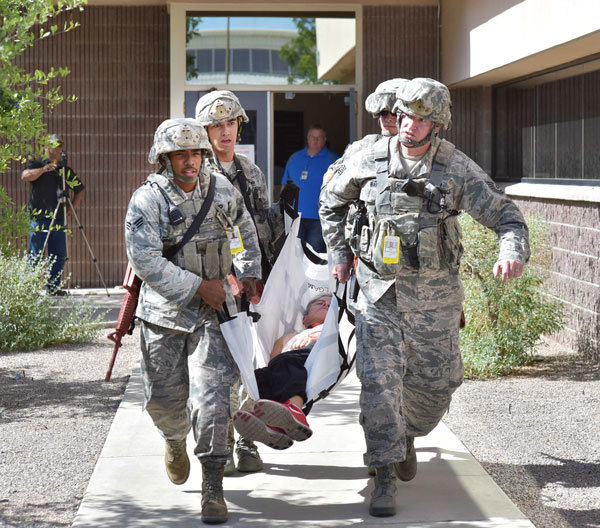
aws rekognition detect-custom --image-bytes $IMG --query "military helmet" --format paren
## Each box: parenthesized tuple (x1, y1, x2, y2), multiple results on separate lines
(393, 77, 452, 129)
(364, 78, 408, 117)
(195, 90, 249, 126)
(148, 118, 212, 164)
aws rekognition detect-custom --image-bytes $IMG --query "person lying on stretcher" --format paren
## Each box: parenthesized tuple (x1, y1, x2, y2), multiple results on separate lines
(233, 294, 332, 450)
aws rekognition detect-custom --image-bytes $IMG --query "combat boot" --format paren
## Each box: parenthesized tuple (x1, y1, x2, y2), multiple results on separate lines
(369, 464, 398, 517)
(236, 437, 263, 472)
(224, 423, 236, 476)
(394, 436, 417, 481)
(164, 439, 190, 485)
(201, 460, 227, 524)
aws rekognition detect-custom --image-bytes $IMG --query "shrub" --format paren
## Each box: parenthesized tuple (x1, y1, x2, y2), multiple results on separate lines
(459, 214, 565, 378)
(0, 254, 102, 352)
(0, 186, 31, 257)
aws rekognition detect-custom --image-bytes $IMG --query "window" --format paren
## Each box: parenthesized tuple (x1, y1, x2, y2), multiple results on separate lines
(494, 62, 600, 182)
(252, 49, 270, 74)
(196, 49, 212, 72)
(232, 49, 251, 73)
(185, 15, 355, 85)
(271, 51, 290, 75)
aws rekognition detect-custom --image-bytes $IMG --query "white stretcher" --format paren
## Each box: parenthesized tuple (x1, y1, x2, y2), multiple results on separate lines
(219, 215, 356, 408)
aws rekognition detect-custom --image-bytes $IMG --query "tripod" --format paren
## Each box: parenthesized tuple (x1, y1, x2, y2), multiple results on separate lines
(42, 165, 110, 296)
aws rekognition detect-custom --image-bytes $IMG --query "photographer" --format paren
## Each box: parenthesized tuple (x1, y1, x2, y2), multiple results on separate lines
(21, 134, 85, 294)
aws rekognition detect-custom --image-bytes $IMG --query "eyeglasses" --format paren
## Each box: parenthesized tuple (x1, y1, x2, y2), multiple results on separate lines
(379, 111, 393, 118)
(308, 135, 326, 140)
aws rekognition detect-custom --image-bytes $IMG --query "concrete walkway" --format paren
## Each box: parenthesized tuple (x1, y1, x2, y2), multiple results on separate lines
(72, 361, 534, 527)
(63, 288, 125, 326)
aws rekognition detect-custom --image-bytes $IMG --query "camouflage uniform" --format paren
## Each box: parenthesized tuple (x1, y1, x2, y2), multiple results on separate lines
(197, 90, 283, 270)
(125, 118, 261, 464)
(206, 153, 282, 267)
(319, 79, 530, 467)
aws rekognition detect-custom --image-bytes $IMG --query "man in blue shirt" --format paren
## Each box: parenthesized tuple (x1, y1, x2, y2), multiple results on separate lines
(282, 124, 338, 253)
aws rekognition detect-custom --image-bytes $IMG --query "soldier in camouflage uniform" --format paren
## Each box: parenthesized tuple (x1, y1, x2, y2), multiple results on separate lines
(319, 78, 530, 518)
(125, 118, 261, 524)
(195, 90, 282, 475)
(196, 90, 282, 269)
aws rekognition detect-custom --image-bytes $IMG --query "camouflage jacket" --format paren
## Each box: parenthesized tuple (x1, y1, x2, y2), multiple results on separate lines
(326, 134, 381, 185)
(125, 166, 261, 332)
(320, 136, 530, 310)
(206, 154, 283, 265)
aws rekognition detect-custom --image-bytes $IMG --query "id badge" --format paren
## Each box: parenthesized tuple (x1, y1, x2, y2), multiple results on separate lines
(227, 226, 244, 254)
(300, 170, 308, 180)
(382, 235, 400, 264)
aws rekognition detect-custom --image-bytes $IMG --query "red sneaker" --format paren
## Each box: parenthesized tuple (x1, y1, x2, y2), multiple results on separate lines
(253, 399, 312, 442)
(233, 410, 293, 450)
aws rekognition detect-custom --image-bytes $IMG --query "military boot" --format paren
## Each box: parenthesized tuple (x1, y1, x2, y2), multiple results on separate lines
(201, 460, 227, 524)
(394, 436, 417, 482)
(164, 439, 190, 485)
(369, 464, 398, 517)
(235, 437, 263, 472)
(224, 422, 236, 476)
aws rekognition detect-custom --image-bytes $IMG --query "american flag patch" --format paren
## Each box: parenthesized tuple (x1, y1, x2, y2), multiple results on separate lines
(126, 217, 144, 232)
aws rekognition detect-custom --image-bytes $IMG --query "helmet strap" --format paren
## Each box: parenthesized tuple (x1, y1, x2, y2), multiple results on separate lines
(237, 117, 243, 143)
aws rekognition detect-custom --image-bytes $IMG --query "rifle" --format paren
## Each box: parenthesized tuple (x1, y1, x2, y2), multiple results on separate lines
(105, 263, 142, 381)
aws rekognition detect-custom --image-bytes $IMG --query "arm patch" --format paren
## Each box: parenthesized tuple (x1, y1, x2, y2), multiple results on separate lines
(126, 216, 144, 232)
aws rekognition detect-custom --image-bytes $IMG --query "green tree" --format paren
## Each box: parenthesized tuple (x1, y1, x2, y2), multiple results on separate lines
(0, 0, 100, 352)
(279, 17, 321, 85)
(186, 16, 202, 80)
(0, 0, 84, 172)
(459, 214, 565, 378)
(0, 186, 31, 257)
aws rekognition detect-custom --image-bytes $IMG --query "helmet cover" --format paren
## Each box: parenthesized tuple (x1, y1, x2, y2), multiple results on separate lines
(364, 78, 408, 117)
(148, 118, 212, 164)
(393, 77, 451, 129)
(195, 90, 249, 126)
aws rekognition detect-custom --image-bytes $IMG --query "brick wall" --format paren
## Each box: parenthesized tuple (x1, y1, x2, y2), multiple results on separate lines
(1, 6, 170, 287)
(513, 196, 600, 351)
(362, 5, 437, 136)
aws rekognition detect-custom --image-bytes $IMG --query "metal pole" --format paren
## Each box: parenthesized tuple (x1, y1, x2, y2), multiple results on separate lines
(66, 197, 110, 297)
(225, 16, 230, 84)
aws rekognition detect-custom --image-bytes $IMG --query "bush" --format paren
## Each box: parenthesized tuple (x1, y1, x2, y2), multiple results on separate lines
(0, 186, 31, 257)
(0, 254, 102, 352)
(459, 214, 565, 378)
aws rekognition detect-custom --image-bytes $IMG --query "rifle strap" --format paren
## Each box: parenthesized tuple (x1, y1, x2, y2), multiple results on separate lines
(163, 173, 216, 262)
(233, 156, 255, 218)
(233, 155, 273, 274)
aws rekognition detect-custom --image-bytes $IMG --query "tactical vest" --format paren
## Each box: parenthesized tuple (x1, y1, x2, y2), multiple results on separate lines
(353, 138, 463, 279)
(146, 173, 233, 280)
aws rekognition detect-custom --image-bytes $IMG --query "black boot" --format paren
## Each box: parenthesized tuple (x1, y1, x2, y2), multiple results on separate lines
(369, 464, 398, 517)
(201, 461, 227, 524)
(394, 436, 417, 481)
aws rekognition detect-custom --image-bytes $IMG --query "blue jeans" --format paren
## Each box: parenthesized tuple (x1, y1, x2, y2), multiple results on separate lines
(298, 217, 326, 254)
(28, 217, 67, 290)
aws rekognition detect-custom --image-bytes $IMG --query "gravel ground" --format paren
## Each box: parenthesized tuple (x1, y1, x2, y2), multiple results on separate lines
(443, 341, 600, 528)
(0, 331, 139, 528)
(1, 330, 598, 527)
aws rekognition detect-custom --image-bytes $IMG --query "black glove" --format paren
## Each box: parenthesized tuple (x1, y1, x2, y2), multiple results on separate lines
(280, 179, 299, 205)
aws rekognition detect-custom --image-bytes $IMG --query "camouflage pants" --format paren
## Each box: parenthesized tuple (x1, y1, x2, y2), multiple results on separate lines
(355, 287, 463, 467)
(140, 313, 239, 463)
